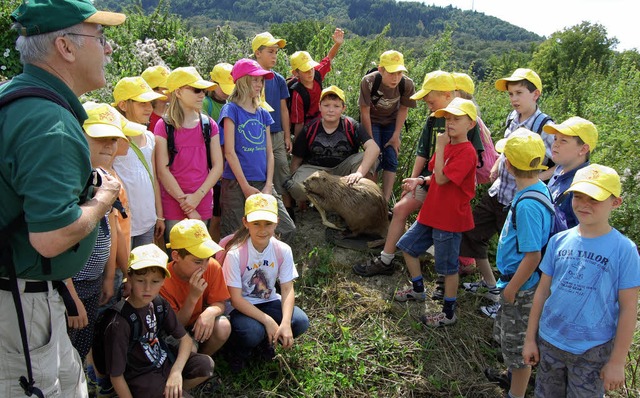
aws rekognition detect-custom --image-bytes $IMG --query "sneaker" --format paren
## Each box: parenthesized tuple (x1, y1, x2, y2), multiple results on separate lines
(393, 286, 426, 302)
(421, 311, 457, 327)
(463, 280, 501, 303)
(353, 256, 394, 277)
(480, 302, 501, 319)
(484, 367, 511, 390)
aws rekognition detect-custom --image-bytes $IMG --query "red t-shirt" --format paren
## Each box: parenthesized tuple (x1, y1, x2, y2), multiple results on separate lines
(148, 112, 162, 133)
(289, 56, 332, 124)
(417, 141, 477, 232)
(160, 258, 230, 327)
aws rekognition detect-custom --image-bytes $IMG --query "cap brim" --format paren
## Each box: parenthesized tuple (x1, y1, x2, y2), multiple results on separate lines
(190, 80, 216, 90)
(132, 91, 168, 102)
(382, 65, 407, 73)
(566, 181, 612, 201)
(85, 10, 126, 27)
(494, 79, 509, 92)
(433, 108, 467, 118)
(122, 121, 146, 137)
(252, 71, 275, 80)
(292, 61, 319, 73)
(495, 138, 507, 153)
(246, 210, 278, 223)
(84, 124, 127, 139)
(129, 262, 171, 278)
(410, 89, 429, 100)
(185, 240, 223, 259)
(219, 83, 235, 95)
(265, 39, 286, 48)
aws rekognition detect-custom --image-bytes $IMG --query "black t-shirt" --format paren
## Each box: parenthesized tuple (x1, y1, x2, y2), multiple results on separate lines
(291, 117, 372, 168)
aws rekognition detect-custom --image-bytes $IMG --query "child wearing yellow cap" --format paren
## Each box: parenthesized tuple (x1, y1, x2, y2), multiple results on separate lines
(358, 50, 417, 203)
(486, 128, 555, 398)
(99, 244, 215, 398)
(391, 98, 478, 328)
(221, 193, 309, 371)
(203, 62, 234, 121)
(141, 65, 171, 132)
(112, 76, 167, 248)
(524, 164, 640, 397)
(286, 85, 380, 201)
(160, 219, 231, 356)
(289, 28, 344, 138)
(154, 66, 224, 247)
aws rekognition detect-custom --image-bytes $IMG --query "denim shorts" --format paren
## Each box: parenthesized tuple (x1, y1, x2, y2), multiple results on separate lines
(396, 221, 461, 275)
(372, 123, 399, 172)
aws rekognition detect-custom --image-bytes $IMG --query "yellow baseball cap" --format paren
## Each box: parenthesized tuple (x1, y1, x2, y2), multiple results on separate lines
(166, 67, 214, 93)
(251, 32, 286, 53)
(128, 244, 171, 278)
(567, 164, 621, 200)
(433, 97, 478, 121)
(82, 102, 146, 138)
(452, 72, 475, 96)
(495, 68, 542, 92)
(543, 116, 598, 151)
(167, 219, 223, 259)
(378, 50, 407, 73)
(495, 128, 548, 171)
(112, 76, 167, 106)
(320, 85, 346, 103)
(410, 70, 456, 100)
(141, 65, 170, 89)
(209, 63, 235, 96)
(245, 193, 278, 223)
(290, 51, 319, 73)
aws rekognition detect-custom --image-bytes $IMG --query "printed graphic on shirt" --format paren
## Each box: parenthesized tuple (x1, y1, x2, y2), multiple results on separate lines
(243, 259, 276, 300)
(239, 119, 267, 147)
(140, 305, 167, 368)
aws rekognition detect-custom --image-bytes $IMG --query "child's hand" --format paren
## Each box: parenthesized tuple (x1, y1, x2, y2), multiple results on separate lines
(385, 135, 401, 155)
(186, 209, 202, 220)
(180, 192, 201, 213)
(242, 185, 261, 199)
(522, 339, 539, 366)
(435, 132, 449, 150)
(188, 268, 208, 299)
(401, 177, 421, 196)
(332, 28, 344, 45)
(274, 323, 294, 349)
(99, 275, 115, 305)
(192, 309, 216, 343)
(264, 316, 280, 345)
(600, 361, 625, 391)
(344, 171, 363, 185)
(261, 184, 273, 195)
(164, 370, 183, 398)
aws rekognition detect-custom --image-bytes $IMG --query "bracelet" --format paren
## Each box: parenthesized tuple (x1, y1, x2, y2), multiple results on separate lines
(157, 217, 165, 221)
(418, 176, 426, 185)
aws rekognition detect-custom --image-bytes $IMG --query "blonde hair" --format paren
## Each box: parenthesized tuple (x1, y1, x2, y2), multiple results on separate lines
(229, 75, 261, 108)
(165, 90, 186, 129)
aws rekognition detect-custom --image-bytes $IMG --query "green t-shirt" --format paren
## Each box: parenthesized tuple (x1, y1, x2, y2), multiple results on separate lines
(0, 64, 98, 280)
(416, 115, 484, 175)
(202, 96, 226, 122)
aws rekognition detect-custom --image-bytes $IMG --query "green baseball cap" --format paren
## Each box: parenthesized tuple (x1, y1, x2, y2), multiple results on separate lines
(11, 0, 126, 37)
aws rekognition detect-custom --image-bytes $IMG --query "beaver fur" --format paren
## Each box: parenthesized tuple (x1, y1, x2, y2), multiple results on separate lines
(303, 170, 388, 238)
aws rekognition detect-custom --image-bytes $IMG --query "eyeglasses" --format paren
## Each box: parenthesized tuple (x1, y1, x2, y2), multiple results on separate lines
(185, 86, 205, 94)
(63, 32, 107, 47)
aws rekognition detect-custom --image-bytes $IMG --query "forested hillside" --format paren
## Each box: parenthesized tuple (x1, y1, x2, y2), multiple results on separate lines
(95, 0, 543, 76)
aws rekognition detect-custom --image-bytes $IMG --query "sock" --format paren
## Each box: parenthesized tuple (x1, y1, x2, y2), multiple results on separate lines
(443, 297, 457, 318)
(380, 251, 394, 265)
(411, 276, 424, 293)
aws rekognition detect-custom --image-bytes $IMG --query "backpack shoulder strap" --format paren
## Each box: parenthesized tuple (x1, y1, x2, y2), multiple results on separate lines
(313, 70, 322, 85)
(200, 113, 212, 170)
(342, 116, 356, 147)
(165, 120, 177, 167)
(511, 189, 555, 253)
(270, 237, 286, 267)
(128, 139, 154, 185)
(505, 109, 517, 130)
(305, 118, 323, 149)
(0, 86, 80, 124)
(370, 72, 383, 106)
(398, 76, 406, 98)
(291, 81, 311, 118)
(531, 112, 553, 134)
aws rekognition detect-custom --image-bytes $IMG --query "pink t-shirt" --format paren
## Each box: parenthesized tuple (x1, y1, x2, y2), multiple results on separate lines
(154, 117, 218, 220)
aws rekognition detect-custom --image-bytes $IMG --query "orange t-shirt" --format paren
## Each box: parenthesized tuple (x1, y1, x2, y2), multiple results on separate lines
(160, 258, 230, 327)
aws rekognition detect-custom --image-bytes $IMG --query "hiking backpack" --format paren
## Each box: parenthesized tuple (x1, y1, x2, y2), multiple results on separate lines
(303, 116, 358, 149)
(92, 296, 171, 376)
(165, 113, 212, 169)
(510, 188, 557, 254)
(286, 70, 323, 124)
(475, 118, 499, 185)
(366, 68, 406, 107)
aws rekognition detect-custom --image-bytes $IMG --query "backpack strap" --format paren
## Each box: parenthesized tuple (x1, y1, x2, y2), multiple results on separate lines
(165, 121, 178, 167)
(531, 112, 553, 134)
(129, 138, 154, 185)
(370, 72, 383, 106)
(511, 188, 555, 253)
(343, 117, 355, 148)
(291, 81, 312, 120)
(0, 86, 80, 124)
(201, 113, 212, 170)
(304, 119, 323, 149)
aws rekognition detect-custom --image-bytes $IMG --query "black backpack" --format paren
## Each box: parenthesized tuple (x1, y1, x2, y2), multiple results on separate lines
(92, 296, 171, 376)
(304, 116, 357, 149)
(286, 70, 323, 124)
(165, 113, 212, 169)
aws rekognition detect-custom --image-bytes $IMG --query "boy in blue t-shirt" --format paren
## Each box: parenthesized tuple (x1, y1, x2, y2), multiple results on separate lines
(489, 128, 553, 398)
(524, 164, 640, 397)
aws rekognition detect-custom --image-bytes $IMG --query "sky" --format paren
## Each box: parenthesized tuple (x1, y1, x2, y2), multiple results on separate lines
(405, 0, 638, 51)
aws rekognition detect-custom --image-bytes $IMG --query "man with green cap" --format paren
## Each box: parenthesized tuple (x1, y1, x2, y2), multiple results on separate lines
(0, 1, 125, 396)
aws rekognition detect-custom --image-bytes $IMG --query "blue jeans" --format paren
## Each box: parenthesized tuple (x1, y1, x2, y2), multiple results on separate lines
(228, 300, 309, 359)
(372, 123, 399, 172)
(397, 221, 462, 275)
